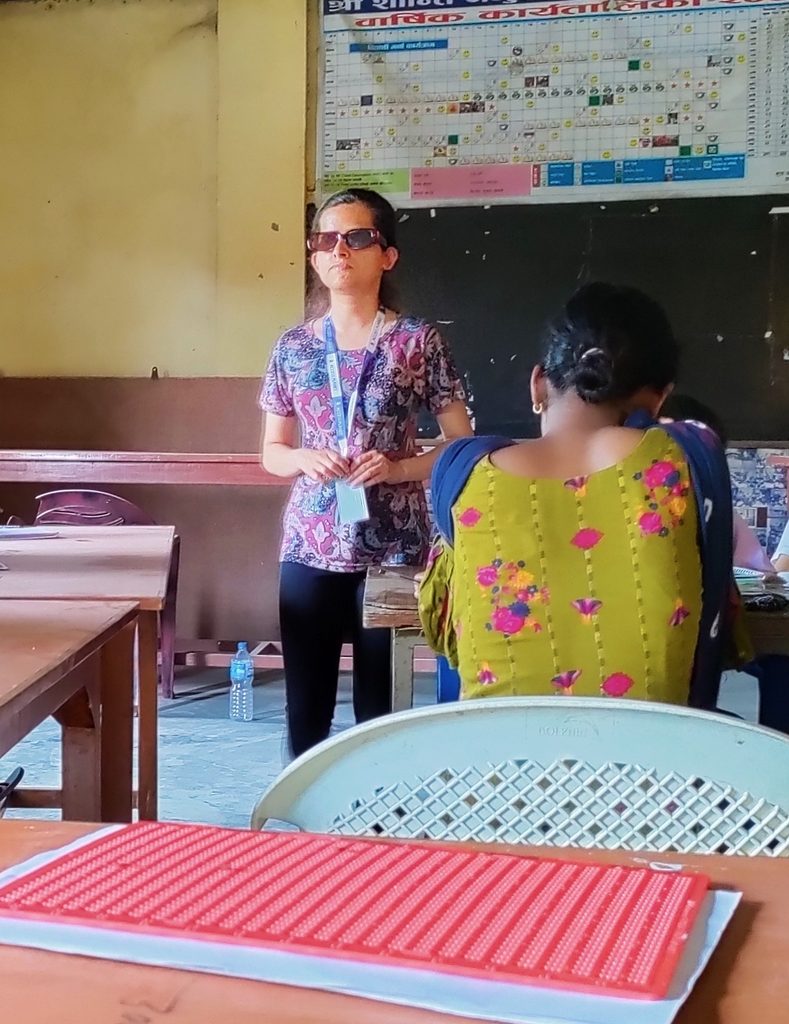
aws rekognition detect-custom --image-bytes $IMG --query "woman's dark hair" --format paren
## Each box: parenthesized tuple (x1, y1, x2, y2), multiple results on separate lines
(305, 188, 400, 318)
(541, 282, 680, 405)
(660, 393, 728, 447)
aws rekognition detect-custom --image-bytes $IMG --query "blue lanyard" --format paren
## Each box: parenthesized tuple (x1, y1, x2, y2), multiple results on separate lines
(323, 309, 386, 456)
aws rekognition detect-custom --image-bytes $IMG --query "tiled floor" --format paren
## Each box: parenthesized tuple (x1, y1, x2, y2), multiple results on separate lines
(0, 668, 760, 829)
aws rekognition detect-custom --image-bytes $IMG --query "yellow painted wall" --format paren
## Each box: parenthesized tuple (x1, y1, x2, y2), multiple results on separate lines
(0, 0, 307, 376)
(217, 0, 308, 376)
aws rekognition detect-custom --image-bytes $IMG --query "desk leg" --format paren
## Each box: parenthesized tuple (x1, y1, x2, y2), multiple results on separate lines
(56, 661, 100, 822)
(391, 629, 420, 712)
(137, 610, 159, 821)
(99, 621, 134, 822)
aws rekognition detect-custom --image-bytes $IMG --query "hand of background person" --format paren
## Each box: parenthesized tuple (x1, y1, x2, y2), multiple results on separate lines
(296, 449, 349, 483)
(413, 570, 424, 600)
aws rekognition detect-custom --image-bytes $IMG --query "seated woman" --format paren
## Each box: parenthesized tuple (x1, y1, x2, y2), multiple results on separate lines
(774, 521, 789, 574)
(659, 393, 776, 574)
(656, 393, 789, 731)
(419, 283, 733, 708)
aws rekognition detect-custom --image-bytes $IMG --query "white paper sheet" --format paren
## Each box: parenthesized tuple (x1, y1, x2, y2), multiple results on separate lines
(0, 831, 740, 1024)
(0, 527, 60, 540)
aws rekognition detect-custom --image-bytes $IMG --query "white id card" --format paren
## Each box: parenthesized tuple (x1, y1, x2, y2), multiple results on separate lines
(336, 480, 370, 525)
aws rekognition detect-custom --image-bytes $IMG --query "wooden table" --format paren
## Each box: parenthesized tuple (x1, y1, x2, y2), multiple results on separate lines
(0, 447, 437, 487)
(0, 819, 787, 1023)
(0, 526, 175, 820)
(363, 567, 425, 711)
(364, 567, 789, 711)
(0, 602, 137, 821)
(0, 450, 279, 486)
(746, 610, 789, 657)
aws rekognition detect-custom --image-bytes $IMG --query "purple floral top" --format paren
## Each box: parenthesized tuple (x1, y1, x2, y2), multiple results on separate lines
(260, 315, 466, 572)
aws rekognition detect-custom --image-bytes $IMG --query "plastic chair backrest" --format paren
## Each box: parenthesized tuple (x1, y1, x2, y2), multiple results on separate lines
(34, 490, 157, 527)
(251, 697, 789, 857)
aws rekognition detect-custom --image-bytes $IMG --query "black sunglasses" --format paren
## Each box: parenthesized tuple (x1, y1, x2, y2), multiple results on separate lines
(307, 228, 386, 252)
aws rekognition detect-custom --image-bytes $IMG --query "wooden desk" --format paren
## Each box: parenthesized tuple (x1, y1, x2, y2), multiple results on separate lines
(0, 602, 136, 821)
(0, 819, 787, 1023)
(364, 567, 789, 711)
(0, 450, 280, 486)
(746, 611, 789, 657)
(0, 526, 175, 820)
(363, 567, 424, 711)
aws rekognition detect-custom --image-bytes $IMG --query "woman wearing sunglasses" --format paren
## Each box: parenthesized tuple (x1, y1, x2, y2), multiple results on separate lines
(260, 188, 472, 756)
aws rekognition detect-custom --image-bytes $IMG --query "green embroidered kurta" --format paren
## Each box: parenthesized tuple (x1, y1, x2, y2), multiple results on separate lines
(419, 430, 702, 703)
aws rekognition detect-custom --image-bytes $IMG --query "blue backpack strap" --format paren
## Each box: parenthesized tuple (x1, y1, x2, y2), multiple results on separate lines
(431, 436, 515, 545)
(626, 410, 733, 708)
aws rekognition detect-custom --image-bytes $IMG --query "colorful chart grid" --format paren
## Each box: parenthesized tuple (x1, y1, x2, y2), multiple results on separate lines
(320, 0, 789, 204)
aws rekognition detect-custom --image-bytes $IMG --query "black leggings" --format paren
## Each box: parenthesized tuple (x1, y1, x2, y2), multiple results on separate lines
(279, 561, 392, 757)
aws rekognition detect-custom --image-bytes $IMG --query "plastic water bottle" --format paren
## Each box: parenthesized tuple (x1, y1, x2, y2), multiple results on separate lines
(229, 642, 254, 722)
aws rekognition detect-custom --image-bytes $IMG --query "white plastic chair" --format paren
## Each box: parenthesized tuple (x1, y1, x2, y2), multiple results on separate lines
(252, 697, 789, 856)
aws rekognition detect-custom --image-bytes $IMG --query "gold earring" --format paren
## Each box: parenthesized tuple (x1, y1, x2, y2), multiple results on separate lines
(532, 402, 543, 416)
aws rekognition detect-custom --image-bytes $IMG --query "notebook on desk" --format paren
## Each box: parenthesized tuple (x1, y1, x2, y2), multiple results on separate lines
(0, 823, 740, 1024)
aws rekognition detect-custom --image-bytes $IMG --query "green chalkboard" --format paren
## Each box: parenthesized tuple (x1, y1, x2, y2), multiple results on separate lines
(395, 194, 789, 442)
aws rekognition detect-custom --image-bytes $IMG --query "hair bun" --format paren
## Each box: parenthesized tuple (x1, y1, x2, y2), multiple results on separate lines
(540, 283, 679, 408)
(571, 346, 615, 404)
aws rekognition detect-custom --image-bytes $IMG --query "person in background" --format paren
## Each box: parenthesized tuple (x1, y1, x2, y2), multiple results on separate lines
(419, 283, 734, 710)
(260, 188, 472, 757)
(773, 520, 789, 573)
(658, 393, 789, 732)
(755, 512, 789, 732)
(659, 394, 776, 574)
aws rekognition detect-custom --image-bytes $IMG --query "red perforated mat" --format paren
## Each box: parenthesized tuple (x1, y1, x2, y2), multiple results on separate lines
(0, 823, 708, 999)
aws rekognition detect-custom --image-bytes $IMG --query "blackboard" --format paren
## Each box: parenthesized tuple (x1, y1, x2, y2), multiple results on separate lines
(395, 194, 789, 443)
